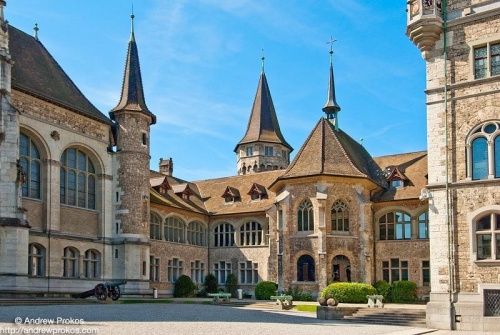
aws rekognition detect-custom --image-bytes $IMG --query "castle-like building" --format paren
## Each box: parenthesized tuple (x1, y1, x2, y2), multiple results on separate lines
(0, 0, 498, 331)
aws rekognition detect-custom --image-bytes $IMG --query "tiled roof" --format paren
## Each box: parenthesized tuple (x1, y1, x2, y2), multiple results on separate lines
(235, 71, 292, 151)
(372, 151, 428, 202)
(9, 25, 110, 124)
(194, 170, 284, 215)
(277, 117, 386, 187)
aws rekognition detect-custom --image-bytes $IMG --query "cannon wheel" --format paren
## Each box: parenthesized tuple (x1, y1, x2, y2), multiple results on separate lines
(94, 283, 108, 301)
(110, 285, 121, 301)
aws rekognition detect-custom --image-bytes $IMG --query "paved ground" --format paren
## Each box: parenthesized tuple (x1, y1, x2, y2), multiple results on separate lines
(0, 302, 496, 335)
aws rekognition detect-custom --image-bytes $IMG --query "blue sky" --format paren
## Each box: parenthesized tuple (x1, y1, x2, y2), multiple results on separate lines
(8, 1, 426, 181)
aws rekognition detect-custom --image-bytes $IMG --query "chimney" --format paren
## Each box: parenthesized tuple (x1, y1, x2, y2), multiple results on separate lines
(159, 157, 173, 176)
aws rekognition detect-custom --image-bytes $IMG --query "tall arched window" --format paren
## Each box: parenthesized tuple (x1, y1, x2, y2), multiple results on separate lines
(28, 243, 45, 276)
(63, 247, 79, 278)
(379, 211, 412, 240)
(164, 217, 185, 243)
(214, 223, 234, 247)
(188, 221, 207, 246)
(239, 221, 263, 246)
(150, 213, 162, 240)
(298, 199, 314, 232)
(297, 255, 315, 281)
(331, 200, 349, 232)
(60, 148, 96, 209)
(83, 249, 100, 278)
(19, 133, 41, 199)
(467, 121, 500, 180)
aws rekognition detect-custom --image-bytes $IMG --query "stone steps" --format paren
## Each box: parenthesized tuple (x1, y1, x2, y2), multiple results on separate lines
(344, 308, 426, 327)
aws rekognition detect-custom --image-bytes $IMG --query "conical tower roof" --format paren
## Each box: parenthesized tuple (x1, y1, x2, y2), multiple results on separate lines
(110, 14, 156, 124)
(235, 71, 292, 152)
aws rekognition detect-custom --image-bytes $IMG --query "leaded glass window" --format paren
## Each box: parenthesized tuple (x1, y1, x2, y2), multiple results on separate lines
(298, 199, 314, 232)
(239, 221, 263, 246)
(475, 46, 487, 79)
(60, 148, 96, 209)
(214, 223, 234, 247)
(331, 200, 349, 231)
(491, 43, 500, 76)
(19, 133, 41, 199)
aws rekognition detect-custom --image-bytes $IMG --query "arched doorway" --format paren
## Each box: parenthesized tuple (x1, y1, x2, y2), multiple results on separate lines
(332, 255, 351, 282)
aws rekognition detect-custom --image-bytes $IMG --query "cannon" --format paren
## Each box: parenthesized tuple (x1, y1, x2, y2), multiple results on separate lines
(71, 280, 127, 301)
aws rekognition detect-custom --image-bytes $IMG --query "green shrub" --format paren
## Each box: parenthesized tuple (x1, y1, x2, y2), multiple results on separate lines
(321, 282, 376, 303)
(391, 281, 418, 303)
(174, 275, 196, 297)
(225, 274, 239, 297)
(373, 280, 391, 302)
(204, 274, 218, 294)
(255, 281, 278, 300)
(284, 287, 314, 301)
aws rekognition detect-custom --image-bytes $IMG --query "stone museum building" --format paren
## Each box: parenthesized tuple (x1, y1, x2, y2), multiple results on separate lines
(0, 0, 498, 331)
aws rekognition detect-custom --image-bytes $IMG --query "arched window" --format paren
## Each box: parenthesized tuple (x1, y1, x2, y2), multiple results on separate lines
(188, 221, 207, 246)
(150, 213, 162, 240)
(60, 148, 96, 209)
(467, 121, 500, 180)
(28, 243, 45, 276)
(379, 211, 411, 240)
(474, 213, 500, 260)
(83, 249, 100, 278)
(239, 221, 263, 246)
(297, 255, 315, 281)
(331, 200, 349, 232)
(19, 133, 41, 199)
(297, 199, 314, 231)
(214, 223, 234, 247)
(418, 211, 429, 239)
(63, 247, 79, 278)
(164, 217, 185, 243)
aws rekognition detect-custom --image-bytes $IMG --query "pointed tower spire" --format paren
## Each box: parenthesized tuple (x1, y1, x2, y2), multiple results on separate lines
(109, 10, 156, 124)
(323, 37, 341, 131)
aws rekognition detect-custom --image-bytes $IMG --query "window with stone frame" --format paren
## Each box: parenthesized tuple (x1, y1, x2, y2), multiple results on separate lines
(214, 223, 235, 247)
(379, 211, 412, 240)
(83, 249, 100, 279)
(191, 260, 205, 284)
(297, 199, 314, 232)
(297, 254, 315, 281)
(164, 216, 185, 243)
(422, 260, 430, 286)
(213, 261, 232, 284)
(63, 247, 79, 278)
(246, 146, 253, 157)
(150, 256, 160, 282)
(382, 258, 409, 283)
(28, 243, 45, 277)
(187, 221, 207, 246)
(19, 133, 42, 199)
(466, 121, 500, 180)
(418, 211, 429, 239)
(239, 221, 264, 246)
(60, 148, 96, 209)
(239, 261, 258, 284)
(264, 146, 274, 156)
(331, 200, 349, 232)
(150, 213, 162, 240)
(474, 213, 500, 260)
(474, 41, 500, 79)
(167, 258, 183, 282)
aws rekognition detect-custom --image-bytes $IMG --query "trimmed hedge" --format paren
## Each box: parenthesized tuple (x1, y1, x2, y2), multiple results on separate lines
(373, 280, 391, 302)
(284, 287, 314, 302)
(204, 274, 218, 294)
(255, 281, 278, 300)
(391, 280, 418, 303)
(174, 275, 196, 297)
(225, 273, 239, 297)
(321, 282, 376, 303)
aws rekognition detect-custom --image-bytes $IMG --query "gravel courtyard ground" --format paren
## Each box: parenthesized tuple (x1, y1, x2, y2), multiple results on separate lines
(0, 303, 496, 335)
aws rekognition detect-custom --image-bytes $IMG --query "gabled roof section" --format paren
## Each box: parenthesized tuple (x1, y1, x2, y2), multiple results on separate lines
(172, 183, 193, 196)
(150, 176, 172, 192)
(247, 183, 267, 196)
(221, 186, 240, 199)
(277, 117, 386, 187)
(9, 25, 110, 124)
(235, 71, 292, 151)
(109, 18, 156, 124)
(385, 166, 408, 181)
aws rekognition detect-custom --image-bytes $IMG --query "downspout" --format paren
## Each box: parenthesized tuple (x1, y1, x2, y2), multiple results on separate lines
(442, 0, 455, 329)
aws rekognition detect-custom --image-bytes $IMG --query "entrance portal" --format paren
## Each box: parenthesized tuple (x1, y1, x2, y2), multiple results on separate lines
(332, 255, 351, 282)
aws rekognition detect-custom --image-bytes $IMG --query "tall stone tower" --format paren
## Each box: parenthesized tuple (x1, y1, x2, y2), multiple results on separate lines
(110, 13, 156, 289)
(0, 0, 30, 287)
(235, 59, 292, 175)
(407, 0, 500, 331)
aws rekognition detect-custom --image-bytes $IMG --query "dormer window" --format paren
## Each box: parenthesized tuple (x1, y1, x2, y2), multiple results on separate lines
(247, 183, 268, 201)
(384, 166, 408, 189)
(222, 186, 241, 203)
(172, 183, 193, 201)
